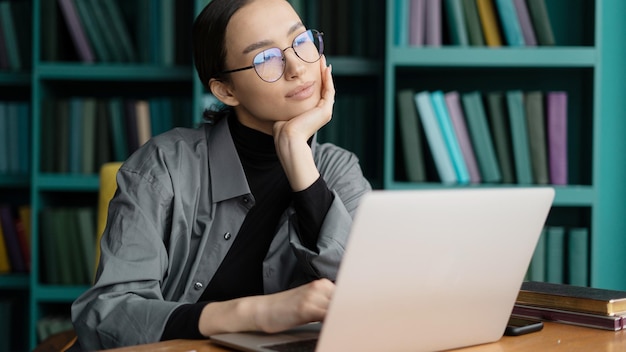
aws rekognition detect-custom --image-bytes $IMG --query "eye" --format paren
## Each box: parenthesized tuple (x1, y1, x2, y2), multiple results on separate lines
(293, 31, 313, 47)
(253, 48, 282, 65)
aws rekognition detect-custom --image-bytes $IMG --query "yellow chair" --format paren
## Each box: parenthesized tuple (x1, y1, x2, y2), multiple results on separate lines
(94, 162, 123, 277)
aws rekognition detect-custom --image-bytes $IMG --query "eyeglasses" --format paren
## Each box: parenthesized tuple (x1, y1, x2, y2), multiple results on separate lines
(220, 29, 324, 83)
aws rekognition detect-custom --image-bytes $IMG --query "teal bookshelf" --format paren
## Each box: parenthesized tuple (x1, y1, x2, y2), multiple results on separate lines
(384, 0, 626, 290)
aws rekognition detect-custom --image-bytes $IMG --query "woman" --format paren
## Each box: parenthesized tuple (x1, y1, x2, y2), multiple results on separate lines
(71, 0, 371, 349)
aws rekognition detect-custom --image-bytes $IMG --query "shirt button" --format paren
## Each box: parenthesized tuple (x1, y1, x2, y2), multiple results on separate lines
(243, 197, 249, 204)
(194, 282, 203, 290)
(224, 232, 231, 240)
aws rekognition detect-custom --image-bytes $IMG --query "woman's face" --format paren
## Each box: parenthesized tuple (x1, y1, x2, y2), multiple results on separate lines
(222, 0, 323, 134)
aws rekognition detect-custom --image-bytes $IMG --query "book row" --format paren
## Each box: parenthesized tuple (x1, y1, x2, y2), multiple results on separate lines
(396, 0, 555, 47)
(40, 96, 193, 175)
(39, 206, 97, 286)
(289, 0, 383, 57)
(47, 0, 192, 64)
(526, 226, 589, 287)
(0, 101, 30, 176)
(397, 89, 568, 185)
(0, 204, 31, 274)
(0, 0, 31, 71)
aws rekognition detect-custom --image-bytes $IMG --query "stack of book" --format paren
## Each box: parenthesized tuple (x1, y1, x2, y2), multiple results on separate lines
(513, 281, 626, 331)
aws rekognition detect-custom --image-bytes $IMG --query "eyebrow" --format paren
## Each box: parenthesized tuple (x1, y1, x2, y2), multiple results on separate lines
(242, 22, 304, 55)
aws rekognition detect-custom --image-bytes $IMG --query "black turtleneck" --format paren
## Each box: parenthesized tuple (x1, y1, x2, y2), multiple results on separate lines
(161, 116, 334, 340)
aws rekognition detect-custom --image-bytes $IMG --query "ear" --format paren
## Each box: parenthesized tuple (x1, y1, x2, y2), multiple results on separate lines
(209, 78, 240, 107)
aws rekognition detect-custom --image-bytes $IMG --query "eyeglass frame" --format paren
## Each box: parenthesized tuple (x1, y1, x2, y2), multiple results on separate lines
(218, 29, 324, 83)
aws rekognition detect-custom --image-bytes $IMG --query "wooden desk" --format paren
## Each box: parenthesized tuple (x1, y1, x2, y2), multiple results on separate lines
(105, 322, 626, 351)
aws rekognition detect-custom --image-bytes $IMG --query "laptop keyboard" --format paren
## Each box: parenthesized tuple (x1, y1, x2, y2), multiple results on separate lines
(262, 338, 318, 352)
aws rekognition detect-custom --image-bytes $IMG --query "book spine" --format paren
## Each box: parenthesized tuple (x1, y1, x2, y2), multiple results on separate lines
(547, 91, 568, 185)
(444, 91, 481, 183)
(526, 0, 555, 45)
(431, 91, 469, 184)
(476, 0, 503, 46)
(524, 91, 549, 184)
(506, 90, 534, 184)
(568, 227, 589, 287)
(461, 91, 501, 183)
(57, 0, 95, 62)
(512, 0, 537, 46)
(425, 0, 442, 46)
(397, 90, 427, 182)
(444, 0, 469, 46)
(408, 0, 426, 46)
(414, 91, 457, 184)
(494, 0, 525, 46)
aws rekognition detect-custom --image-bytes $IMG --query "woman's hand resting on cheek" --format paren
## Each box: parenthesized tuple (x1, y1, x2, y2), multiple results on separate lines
(273, 55, 336, 191)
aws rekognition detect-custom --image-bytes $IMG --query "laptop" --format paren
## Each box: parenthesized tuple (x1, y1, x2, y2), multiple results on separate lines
(211, 187, 555, 352)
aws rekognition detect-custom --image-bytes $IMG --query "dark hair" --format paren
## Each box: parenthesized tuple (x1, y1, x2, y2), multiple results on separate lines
(192, 0, 252, 123)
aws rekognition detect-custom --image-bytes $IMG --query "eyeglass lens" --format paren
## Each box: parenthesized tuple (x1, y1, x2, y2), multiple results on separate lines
(253, 29, 323, 82)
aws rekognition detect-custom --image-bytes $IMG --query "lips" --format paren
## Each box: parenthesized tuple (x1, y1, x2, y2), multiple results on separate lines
(286, 81, 315, 99)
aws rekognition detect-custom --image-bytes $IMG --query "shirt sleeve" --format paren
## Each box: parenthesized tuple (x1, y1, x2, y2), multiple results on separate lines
(292, 176, 334, 251)
(161, 303, 207, 340)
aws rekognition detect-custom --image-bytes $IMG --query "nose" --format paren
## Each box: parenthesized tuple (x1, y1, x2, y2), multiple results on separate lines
(282, 48, 305, 80)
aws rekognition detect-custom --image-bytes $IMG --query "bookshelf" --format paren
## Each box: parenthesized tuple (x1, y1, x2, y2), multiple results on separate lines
(0, 0, 386, 349)
(384, 0, 626, 290)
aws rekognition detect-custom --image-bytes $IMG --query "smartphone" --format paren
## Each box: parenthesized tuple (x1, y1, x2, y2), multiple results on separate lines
(504, 316, 544, 336)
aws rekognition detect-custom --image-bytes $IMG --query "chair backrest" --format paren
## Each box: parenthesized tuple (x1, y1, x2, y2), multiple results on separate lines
(94, 162, 122, 278)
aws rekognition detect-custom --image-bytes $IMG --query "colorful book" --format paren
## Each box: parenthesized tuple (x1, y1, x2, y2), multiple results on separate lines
(82, 98, 97, 174)
(444, 91, 480, 183)
(506, 90, 533, 184)
(0, 224, 11, 273)
(527, 228, 546, 282)
(485, 92, 515, 183)
(68, 98, 84, 174)
(524, 91, 549, 184)
(545, 226, 565, 284)
(414, 91, 457, 184)
(0, 206, 26, 273)
(57, 0, 95, 62)
(526, 0, 555, 45)
(476, 0, 503, 46)
(0, 103, 7, 173)
(0, 2, 21, 70)
(513, 0, 537, 46)
(397, 90, 427, 182)
(568, 227, 589, 287)
(101, 0, 138, 62)
(517, 281, 626, 316)
(5, 103, 19, 173)
(108, 98, 129, 161)
(16, 103, 30, 174)
(431, 91, 469, 184)
(88, 0, 124, 62)
(494, 0, 525, 46)
(425, 0, 442, 46)
(408, 0, 426, 46)
(461, 91, 501, 183)
(444, 0, 469, 46)
(395, 0, 409, 46)
(73, 0, 111, 62)
(462, 0, 485, 46)
(136, 100, 152, 147)
(0, 12, 8, 70)
(512, 305, 623, 331)
(547, 91, 568, 185)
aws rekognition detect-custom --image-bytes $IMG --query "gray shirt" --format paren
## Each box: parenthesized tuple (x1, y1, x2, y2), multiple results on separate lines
(71, 118, 371, 350)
